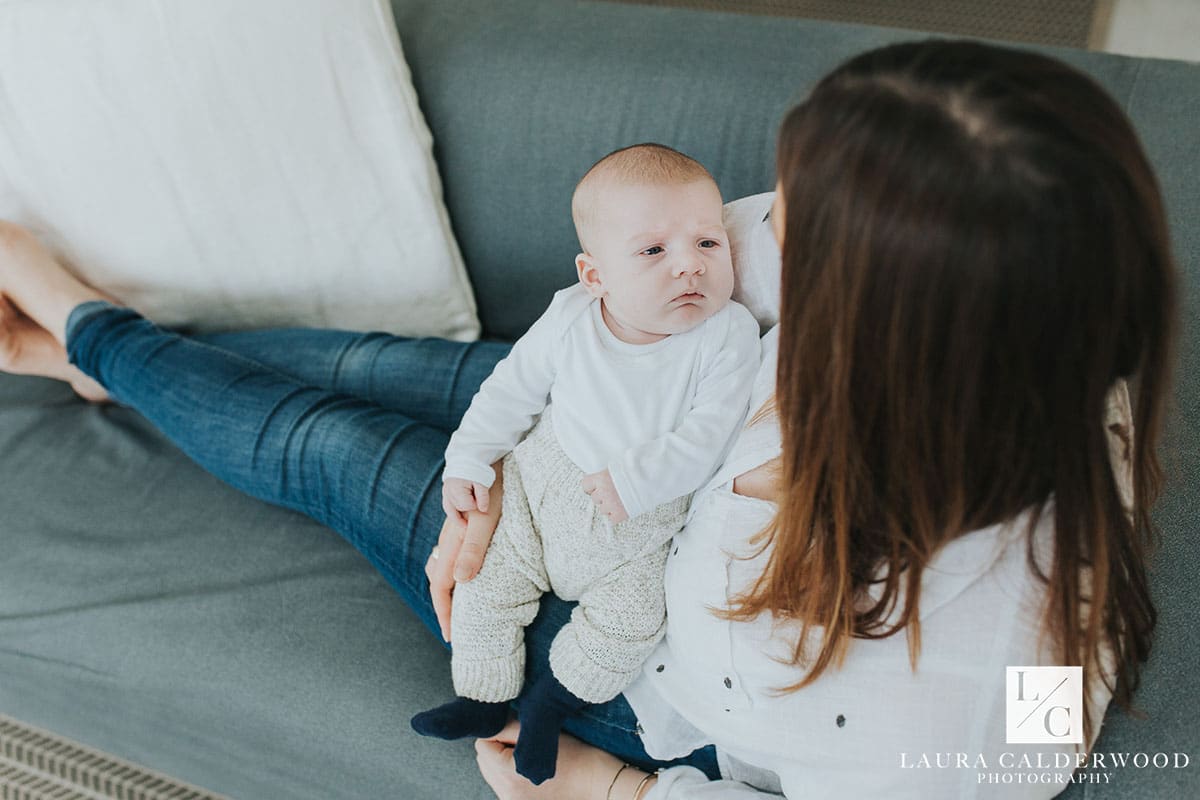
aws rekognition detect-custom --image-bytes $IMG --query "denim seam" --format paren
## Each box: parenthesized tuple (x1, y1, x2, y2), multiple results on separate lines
(444, 341, 474, 429)
(576, 707, 638, 733)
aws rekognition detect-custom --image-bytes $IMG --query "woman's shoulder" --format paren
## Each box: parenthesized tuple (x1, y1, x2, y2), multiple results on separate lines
(760, 323, 780, 361)
(920, 504, 1055, 623)
(745, 325, 780, 413)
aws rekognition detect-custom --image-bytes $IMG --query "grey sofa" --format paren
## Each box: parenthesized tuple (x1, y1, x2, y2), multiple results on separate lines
(1, 1, 1197, 798)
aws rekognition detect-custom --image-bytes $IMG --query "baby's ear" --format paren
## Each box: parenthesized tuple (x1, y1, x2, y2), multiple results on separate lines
(576, 253, 604, 298)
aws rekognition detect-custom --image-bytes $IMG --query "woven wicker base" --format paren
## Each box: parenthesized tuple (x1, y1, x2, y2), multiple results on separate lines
(0, 715, 225, 800)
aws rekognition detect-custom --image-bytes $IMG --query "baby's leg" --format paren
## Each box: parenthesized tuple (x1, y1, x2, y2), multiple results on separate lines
(514, 540, 672, 784)
(547, 544, 672, 702)
(411, 457, 549, 739)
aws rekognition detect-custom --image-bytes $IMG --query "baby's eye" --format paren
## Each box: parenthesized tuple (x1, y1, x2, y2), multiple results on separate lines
(641, 246, 664, 256)
(698, 239, 720, 249)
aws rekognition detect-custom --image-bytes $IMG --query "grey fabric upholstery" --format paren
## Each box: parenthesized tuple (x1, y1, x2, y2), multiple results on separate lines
(0, 375, 485, 799)
(1, 1, 1196, 797)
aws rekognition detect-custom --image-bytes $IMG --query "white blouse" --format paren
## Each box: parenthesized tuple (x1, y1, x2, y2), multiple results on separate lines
(625, 327, 1132, 799)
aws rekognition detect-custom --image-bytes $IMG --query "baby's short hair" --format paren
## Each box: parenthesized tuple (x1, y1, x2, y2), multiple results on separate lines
(572, 143, 716, 251)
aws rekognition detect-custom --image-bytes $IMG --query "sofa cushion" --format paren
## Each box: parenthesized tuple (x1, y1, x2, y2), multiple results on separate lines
(0, 0, 479, 340)
(0, 2, 1196, 799)
(0, 372, 494, 799)
(394, 0, 907, 341)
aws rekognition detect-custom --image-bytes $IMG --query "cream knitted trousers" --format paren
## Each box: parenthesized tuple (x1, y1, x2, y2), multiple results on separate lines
(450, 416, 689, 704)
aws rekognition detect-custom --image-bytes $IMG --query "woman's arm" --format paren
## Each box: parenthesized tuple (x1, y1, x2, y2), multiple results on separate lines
(731, 458, 777, 501)
(644, 769, 780, 799)
(475, 722, 626, 800)
(476, 725, 780, 800)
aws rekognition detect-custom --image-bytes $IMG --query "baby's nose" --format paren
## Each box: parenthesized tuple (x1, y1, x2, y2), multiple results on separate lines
(674, 258, 704, 277)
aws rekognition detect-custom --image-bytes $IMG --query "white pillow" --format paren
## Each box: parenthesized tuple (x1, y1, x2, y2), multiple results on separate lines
(0, 0, 480, 340)
(723, 191, 780, 334)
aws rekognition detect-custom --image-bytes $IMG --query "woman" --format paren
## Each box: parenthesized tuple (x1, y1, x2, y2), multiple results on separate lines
(0, 39, 1178, 799)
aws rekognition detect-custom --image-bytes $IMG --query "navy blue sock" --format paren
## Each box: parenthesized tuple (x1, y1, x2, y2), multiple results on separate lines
(513, 673, 588, 785)
(410, 697, 509, 740)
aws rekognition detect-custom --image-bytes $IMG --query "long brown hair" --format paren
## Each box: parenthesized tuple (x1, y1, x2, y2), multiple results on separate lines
(722, 40, 1178, 743)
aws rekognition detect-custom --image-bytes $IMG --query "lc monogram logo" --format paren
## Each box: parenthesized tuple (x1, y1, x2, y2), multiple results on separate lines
(1005, 666, 1083, 744)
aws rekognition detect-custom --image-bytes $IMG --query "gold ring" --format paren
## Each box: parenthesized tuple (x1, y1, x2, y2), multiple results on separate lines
(430, 546, 440, 561)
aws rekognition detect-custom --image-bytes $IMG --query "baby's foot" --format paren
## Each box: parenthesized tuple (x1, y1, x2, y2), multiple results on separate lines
(410, 697, 509, 740)
(0, 295, 109, 402)
(513, 673, 587, 785)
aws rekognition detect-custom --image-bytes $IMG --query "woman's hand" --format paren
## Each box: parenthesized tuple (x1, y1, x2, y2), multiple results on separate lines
(426, 462, 504, 641)
(476, 721, 643, 800)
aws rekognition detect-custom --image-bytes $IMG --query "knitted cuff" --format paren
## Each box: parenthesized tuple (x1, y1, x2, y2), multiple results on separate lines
(548, 627, 638, 704)
(452, 649, 525, 703)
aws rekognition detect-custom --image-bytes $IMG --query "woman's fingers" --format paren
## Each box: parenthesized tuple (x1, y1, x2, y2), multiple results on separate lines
(475, 735, 511, 759)
(428, 516, 465, 641)
(455, 522, 490, 582)
(442, 493, 467, 525)
(483, 719, 521, 745)
(475, 736, 520, 798)
(475, 723, 621, 800)
(475, 722, 518, 796)
(453, 462, 504, 582)
(429, 568, 454, 641)
(475, 723, 536, 800)
(433, 463, 504, 639)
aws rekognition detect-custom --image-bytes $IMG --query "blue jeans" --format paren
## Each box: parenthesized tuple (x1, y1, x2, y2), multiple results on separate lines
(64, 301, 719, 779)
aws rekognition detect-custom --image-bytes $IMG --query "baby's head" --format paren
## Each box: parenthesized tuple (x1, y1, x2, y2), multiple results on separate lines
(572, 144, 734, 342)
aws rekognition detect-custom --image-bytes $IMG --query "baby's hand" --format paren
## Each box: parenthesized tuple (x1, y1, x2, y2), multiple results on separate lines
(581, 469, 628, 524)
(443, 477, 491, 525)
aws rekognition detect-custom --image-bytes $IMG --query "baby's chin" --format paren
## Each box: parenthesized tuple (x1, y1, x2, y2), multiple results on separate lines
(652, 297, 727, 334)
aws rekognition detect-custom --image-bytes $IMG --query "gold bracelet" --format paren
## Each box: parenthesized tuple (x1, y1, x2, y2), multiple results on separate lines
(632, 772, 656, 800)
(607, 763, 632, 800)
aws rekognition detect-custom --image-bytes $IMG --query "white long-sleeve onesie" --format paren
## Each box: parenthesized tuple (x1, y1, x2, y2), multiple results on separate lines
(444, 284, 761, 518)
(443, 284, 760, 703)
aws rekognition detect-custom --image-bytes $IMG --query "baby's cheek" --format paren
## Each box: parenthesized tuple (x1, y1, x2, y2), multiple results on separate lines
(714, 262, 736, 302)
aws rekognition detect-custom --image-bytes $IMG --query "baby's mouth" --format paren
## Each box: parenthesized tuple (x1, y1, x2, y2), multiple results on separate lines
(673, 291, 705, 303)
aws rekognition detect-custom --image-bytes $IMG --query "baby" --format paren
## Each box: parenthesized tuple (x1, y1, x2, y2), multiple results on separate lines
(411, 143, 760, 783)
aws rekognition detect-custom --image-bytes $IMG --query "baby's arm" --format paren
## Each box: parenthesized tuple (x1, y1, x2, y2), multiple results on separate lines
(442, 335, 548, 522)
(442, 290, 575, 518)
(606, 304, 762, 519)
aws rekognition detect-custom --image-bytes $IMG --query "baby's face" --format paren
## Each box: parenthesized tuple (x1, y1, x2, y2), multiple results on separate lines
(579, 180, 734, 341)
